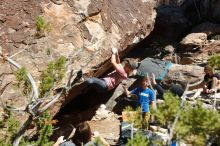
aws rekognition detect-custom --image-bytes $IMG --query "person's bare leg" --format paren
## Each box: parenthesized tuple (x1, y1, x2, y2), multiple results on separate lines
(191, 88, 203, 99)
(212, 77, 217, 89)
(216, 79, 220, 91)
(211, 77, 219, 93)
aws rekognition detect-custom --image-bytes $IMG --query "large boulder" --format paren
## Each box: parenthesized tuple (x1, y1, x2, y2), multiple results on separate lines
(162, 64, 204, 90)
(0, 0, 157, 119)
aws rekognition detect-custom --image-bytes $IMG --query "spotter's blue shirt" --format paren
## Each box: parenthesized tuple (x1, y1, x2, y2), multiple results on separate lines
(131, 87, 154, 113)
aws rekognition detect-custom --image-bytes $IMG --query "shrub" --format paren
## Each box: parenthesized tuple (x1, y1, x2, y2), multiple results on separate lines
(15, 67, 31, 96)
(36, 16, 51, 32)
(35, 111, 54, 146)
(175, 102, 220, 146)
(0, 109, 20, 146)
(39, 56, 66, 97)
(209, 34, 220, 40)
(126, 132, 149, 146)
(208, 54, 220, 68)
(151, 92, 180, 126)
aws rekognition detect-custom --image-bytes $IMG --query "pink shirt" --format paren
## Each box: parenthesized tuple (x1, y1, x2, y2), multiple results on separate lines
(103, 64, 128, 90)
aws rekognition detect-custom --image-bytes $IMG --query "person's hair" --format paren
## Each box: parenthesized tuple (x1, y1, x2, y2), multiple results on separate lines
(123, 58, 138, 70)
(204, 65, 214, 73)
(140, 75, 149, 81)
(72, 121, 92, 146)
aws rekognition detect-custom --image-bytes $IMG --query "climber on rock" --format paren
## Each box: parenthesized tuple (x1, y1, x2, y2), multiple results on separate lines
(123, 76, 155, 129)
(84, 47, 138, 93)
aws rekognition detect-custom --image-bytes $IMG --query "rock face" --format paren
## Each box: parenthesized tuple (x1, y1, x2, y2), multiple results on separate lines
(0, 0, 157, 118)
(149, 5, 192, 40)
(191, 22, 220, 36)
(145, 0, 220, 46)
(181, 0, 220, 24)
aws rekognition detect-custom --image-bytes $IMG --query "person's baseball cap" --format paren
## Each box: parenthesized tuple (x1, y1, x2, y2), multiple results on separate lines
(124, 58, 138, 70)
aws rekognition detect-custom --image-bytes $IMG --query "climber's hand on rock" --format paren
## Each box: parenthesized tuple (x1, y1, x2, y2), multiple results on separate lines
(111, 47, 118, 55)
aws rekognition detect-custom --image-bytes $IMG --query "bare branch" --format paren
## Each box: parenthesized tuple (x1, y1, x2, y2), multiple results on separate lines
(39, 89, 64, 113)
(0, 82, 11, 95)
(0, 82, 12, 108)
(0, 52, 39, 100)
(168, 82, 190, 145)
(188, 77, 204, 87)
(12, 115, 33, 146)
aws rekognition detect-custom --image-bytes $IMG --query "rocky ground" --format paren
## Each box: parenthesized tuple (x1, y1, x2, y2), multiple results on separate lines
(1, 0, 220, 145)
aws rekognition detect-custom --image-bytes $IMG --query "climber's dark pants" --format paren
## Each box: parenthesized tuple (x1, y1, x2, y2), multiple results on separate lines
(154, 84, 184, 98)
(85, 77, 108, 92)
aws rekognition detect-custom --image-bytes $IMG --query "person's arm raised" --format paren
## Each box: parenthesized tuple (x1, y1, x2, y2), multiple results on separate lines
(53, 136, 65, 146)
(122, 85, 131, 96)
(115, 52, 120, 64)
(111, 47, 120, 68)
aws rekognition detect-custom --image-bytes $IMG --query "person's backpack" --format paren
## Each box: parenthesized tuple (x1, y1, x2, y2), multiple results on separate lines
(137, 58, 172, 81)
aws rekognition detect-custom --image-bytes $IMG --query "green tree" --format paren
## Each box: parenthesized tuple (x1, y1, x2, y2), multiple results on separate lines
(175, 102, 220, 146)
(151, 92, 180, 126)
(126, 132, 149, 146)
(151, 92, 220, 145)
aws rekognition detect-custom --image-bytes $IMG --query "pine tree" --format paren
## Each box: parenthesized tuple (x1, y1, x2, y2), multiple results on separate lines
(126, 132, 149, 146)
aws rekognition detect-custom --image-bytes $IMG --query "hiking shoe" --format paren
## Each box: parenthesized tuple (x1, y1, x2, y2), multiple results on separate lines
(51, 0, 62, 5)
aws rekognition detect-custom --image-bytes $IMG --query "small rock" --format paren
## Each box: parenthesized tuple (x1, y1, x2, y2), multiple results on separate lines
(0, 14, 6, 22)
(22, 21, 30, 27)
(154, 132, 169, 142)
(51, 0, 62, 5)
(8, 28, 16, 34)
(149, 125, 158, 131)
(164, 45, 175, 53)
(149, 125, 168, 134)
(92, 104, 113, 121)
